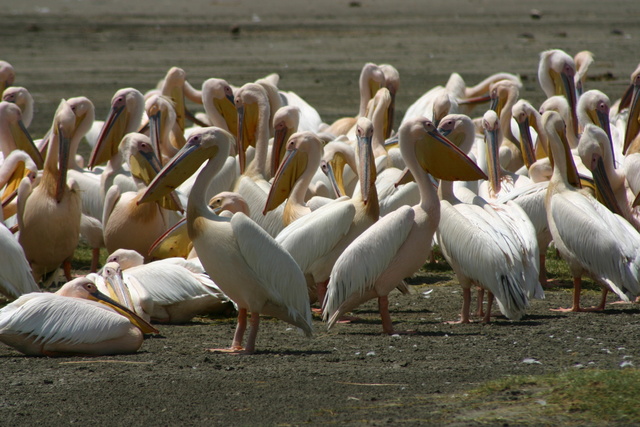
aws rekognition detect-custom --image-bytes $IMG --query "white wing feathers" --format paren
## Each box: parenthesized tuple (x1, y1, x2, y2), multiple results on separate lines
(324, 205, 414, 321)
(0, 293, 132, 346)
(231, 213, 312, 335)
(0, 225, 40, 299)
(276, 198, 355, 272)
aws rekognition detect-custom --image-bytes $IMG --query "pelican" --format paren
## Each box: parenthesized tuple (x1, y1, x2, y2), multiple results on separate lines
(538, 49, 579, 138)
(201, 78, 237, 137)
(2, 86, 34, 128)
(544, 112, 640, 311)
(271, 118, 380, 305)
(622, 71, 640, 199)
(102, 133, 182, 259)
(1, 149, 38, 221)
(18, 100, 82, 284)
(577, 90, 618, 165)
(436, 113, 541, 323)
(323, 116, 486, 333)
(574, 51, 594, 97)
(146, 94, 180, 164)
(100, 255, 234, 323)
(0, 277, 157, 356)
(0, 223, 39, 300)
(270, 105, 301, 178)
(139, 126, 312, 354)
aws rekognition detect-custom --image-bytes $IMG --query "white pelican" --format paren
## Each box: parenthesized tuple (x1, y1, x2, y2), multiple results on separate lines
(0, 277, 157, 356)
(436, 114, 541, 323)
(102, 133, 182, 259)
(574, 51, 594, 97)
(18, 101, 82, 284)
(0, 223, 39, 300)
(379, 63, 399, 138)
(100, 255, 233, 323)
(0, 60, 15, 94)
(544, 112, 640, 311)
(511, 99, 551, 179)
(323, 116, 486, 333)
(538, 49, 579, 138)
(139, 126, 312, 354)
(2, 86, 34, 128)
(201, 78, 237, 138)
(270, 105, 301, 178)
(0, 149, 38, 221)
(576, 90, 618, 165)
(146, 94, 181, 164)
(271, 118, 380, 305)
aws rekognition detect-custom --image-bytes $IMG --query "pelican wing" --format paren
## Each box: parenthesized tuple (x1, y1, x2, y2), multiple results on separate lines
(0, 225, 40, 299)
(550, 191, 640, 298)
(276, 197, 355, 272)
(324, 205, 414, 319)
(0, 293, 134, 347)
(231, 213, 312, 333)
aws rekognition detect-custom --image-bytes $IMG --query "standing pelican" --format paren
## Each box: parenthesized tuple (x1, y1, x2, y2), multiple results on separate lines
(323, 117, 486, 333)
(0, 277, 157, 356)
(544, 112, 640, 311)
(139, 127, 312, 354)
(18, 100, 82, 284)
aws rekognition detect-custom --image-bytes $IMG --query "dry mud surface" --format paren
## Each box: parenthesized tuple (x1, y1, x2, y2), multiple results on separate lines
(2, 0, 640, 425)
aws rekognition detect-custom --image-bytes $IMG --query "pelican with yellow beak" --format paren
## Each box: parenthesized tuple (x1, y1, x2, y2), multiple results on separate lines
(0, 101, 43, 169)
(0, 276, 157, 357)
(538, 49, 579, 139)
(18, 100, 82, 284)
(324, 117, 487, 333)
(544, 111, 640, 311)
(138, 126, 312, 354)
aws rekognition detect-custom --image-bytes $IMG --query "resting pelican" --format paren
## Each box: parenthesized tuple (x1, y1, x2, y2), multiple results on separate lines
(573, 51, 594, 97)
(100, 256, 233, 323)
(102, 133, 182, 259)
(436, 114, 541, 323)
(2, 86, 34, 128)
(544, 112, 640, 311)
(0, 223, 39, 300)
(323, 117, 486, 333)
(139, 126, 312, 354)
(18, 101, 82, 284)
(0, 277, 157, 356)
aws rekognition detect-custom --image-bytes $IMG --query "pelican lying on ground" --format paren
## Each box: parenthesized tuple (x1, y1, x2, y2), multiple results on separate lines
(0, 277, 157, 356)
(0, 223, 39, 300)
(139, 126, 312, 354)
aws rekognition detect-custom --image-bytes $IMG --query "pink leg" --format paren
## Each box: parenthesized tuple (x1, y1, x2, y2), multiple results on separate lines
(312, 280, 329, 313)
(378, 295, 414, 335)
(551, 277, 604, 312)
(63, 259, 73, 281)
(243, 312, 260, 354)
(446, 287, 472, 324)
(208, 308, 248, 353)
(482, 291, 494, 323)
(90, 248, 101, 273)
(475, 287, 485, 317)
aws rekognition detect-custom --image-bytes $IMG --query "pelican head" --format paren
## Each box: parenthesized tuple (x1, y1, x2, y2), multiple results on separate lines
(139, 126, 233, 206)
(482, 110, 502, 195)
(263, 130, 323, 214)
(56, 277, 158, 334)
(271, 106, 301, 177)
(202, 78, 237, 137)
(2, 86, 34, 128)
(511, 100, 540, 167)
(538, 49, 578, 136)
(235, 83, 269, 174)
(355, 117, 375, 205)
(209, 191, 250, 216)
(89, 88, 144, 169)
(623, 70, 640, 155)
(145, 94, 176, 163)
(0, 101, 43, 169)
(0, 61, 15, 93)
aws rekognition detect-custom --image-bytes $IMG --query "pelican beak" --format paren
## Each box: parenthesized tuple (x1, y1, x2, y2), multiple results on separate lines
(88, 101, 126, 169)
(130, 143, 184, 212)
(168, 85, 186, 132)
(385, 92, 396, 139)
(184, 107, 208, 128)
(357, 132, 373, 204)
(321, 160, 342, 198)
(559, 68, 579, 137)
(623, 81, 640, 155)
(102, 264, 135, 312)
(139, 134, 219, 205)
(458, 94, 491, 106)
(264, 146, 306, 214)
(394, 166, 414, 187)
(384, 134, 399, 150)
(56, 123, 71, 203)
(236, 105, 247, 174)
(368, 78, 383, 104)
(88, 285, 159, 335)
(215, 93, 238, 137)
(10, 118, 43, 170)
(271, 125, 288, 177)
(148, 109, 163, 165)
(148, 217, 192, 259)
(591, 154, 624, 216)
(1, 160, 30, 205)
(595, 107, 615, 165)
(416, 125, 487, 181)
(483, 125, 502, 194)
(328, 154, 348, 196)
(516, 116, 537, 168)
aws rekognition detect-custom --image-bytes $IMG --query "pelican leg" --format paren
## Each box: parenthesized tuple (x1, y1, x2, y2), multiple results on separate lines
(313, 280, 329, 313)
(551, 277, 600, 312)
(378, 295, 414, 335)
(243, 312, 260, 354)
(63, 259, 73, 281)
(446, 287, 472, 324)
(591, 288, 608, 311)
(208, 308, 247, 353)
(475, 287, 485, 317)
(482, 291, 494, 323)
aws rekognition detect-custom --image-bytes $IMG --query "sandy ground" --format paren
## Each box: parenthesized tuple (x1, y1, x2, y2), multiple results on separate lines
(2, 0, 640, 425)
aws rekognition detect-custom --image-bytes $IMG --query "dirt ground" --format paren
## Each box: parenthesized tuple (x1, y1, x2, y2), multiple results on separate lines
(2, 0, 640, 425)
